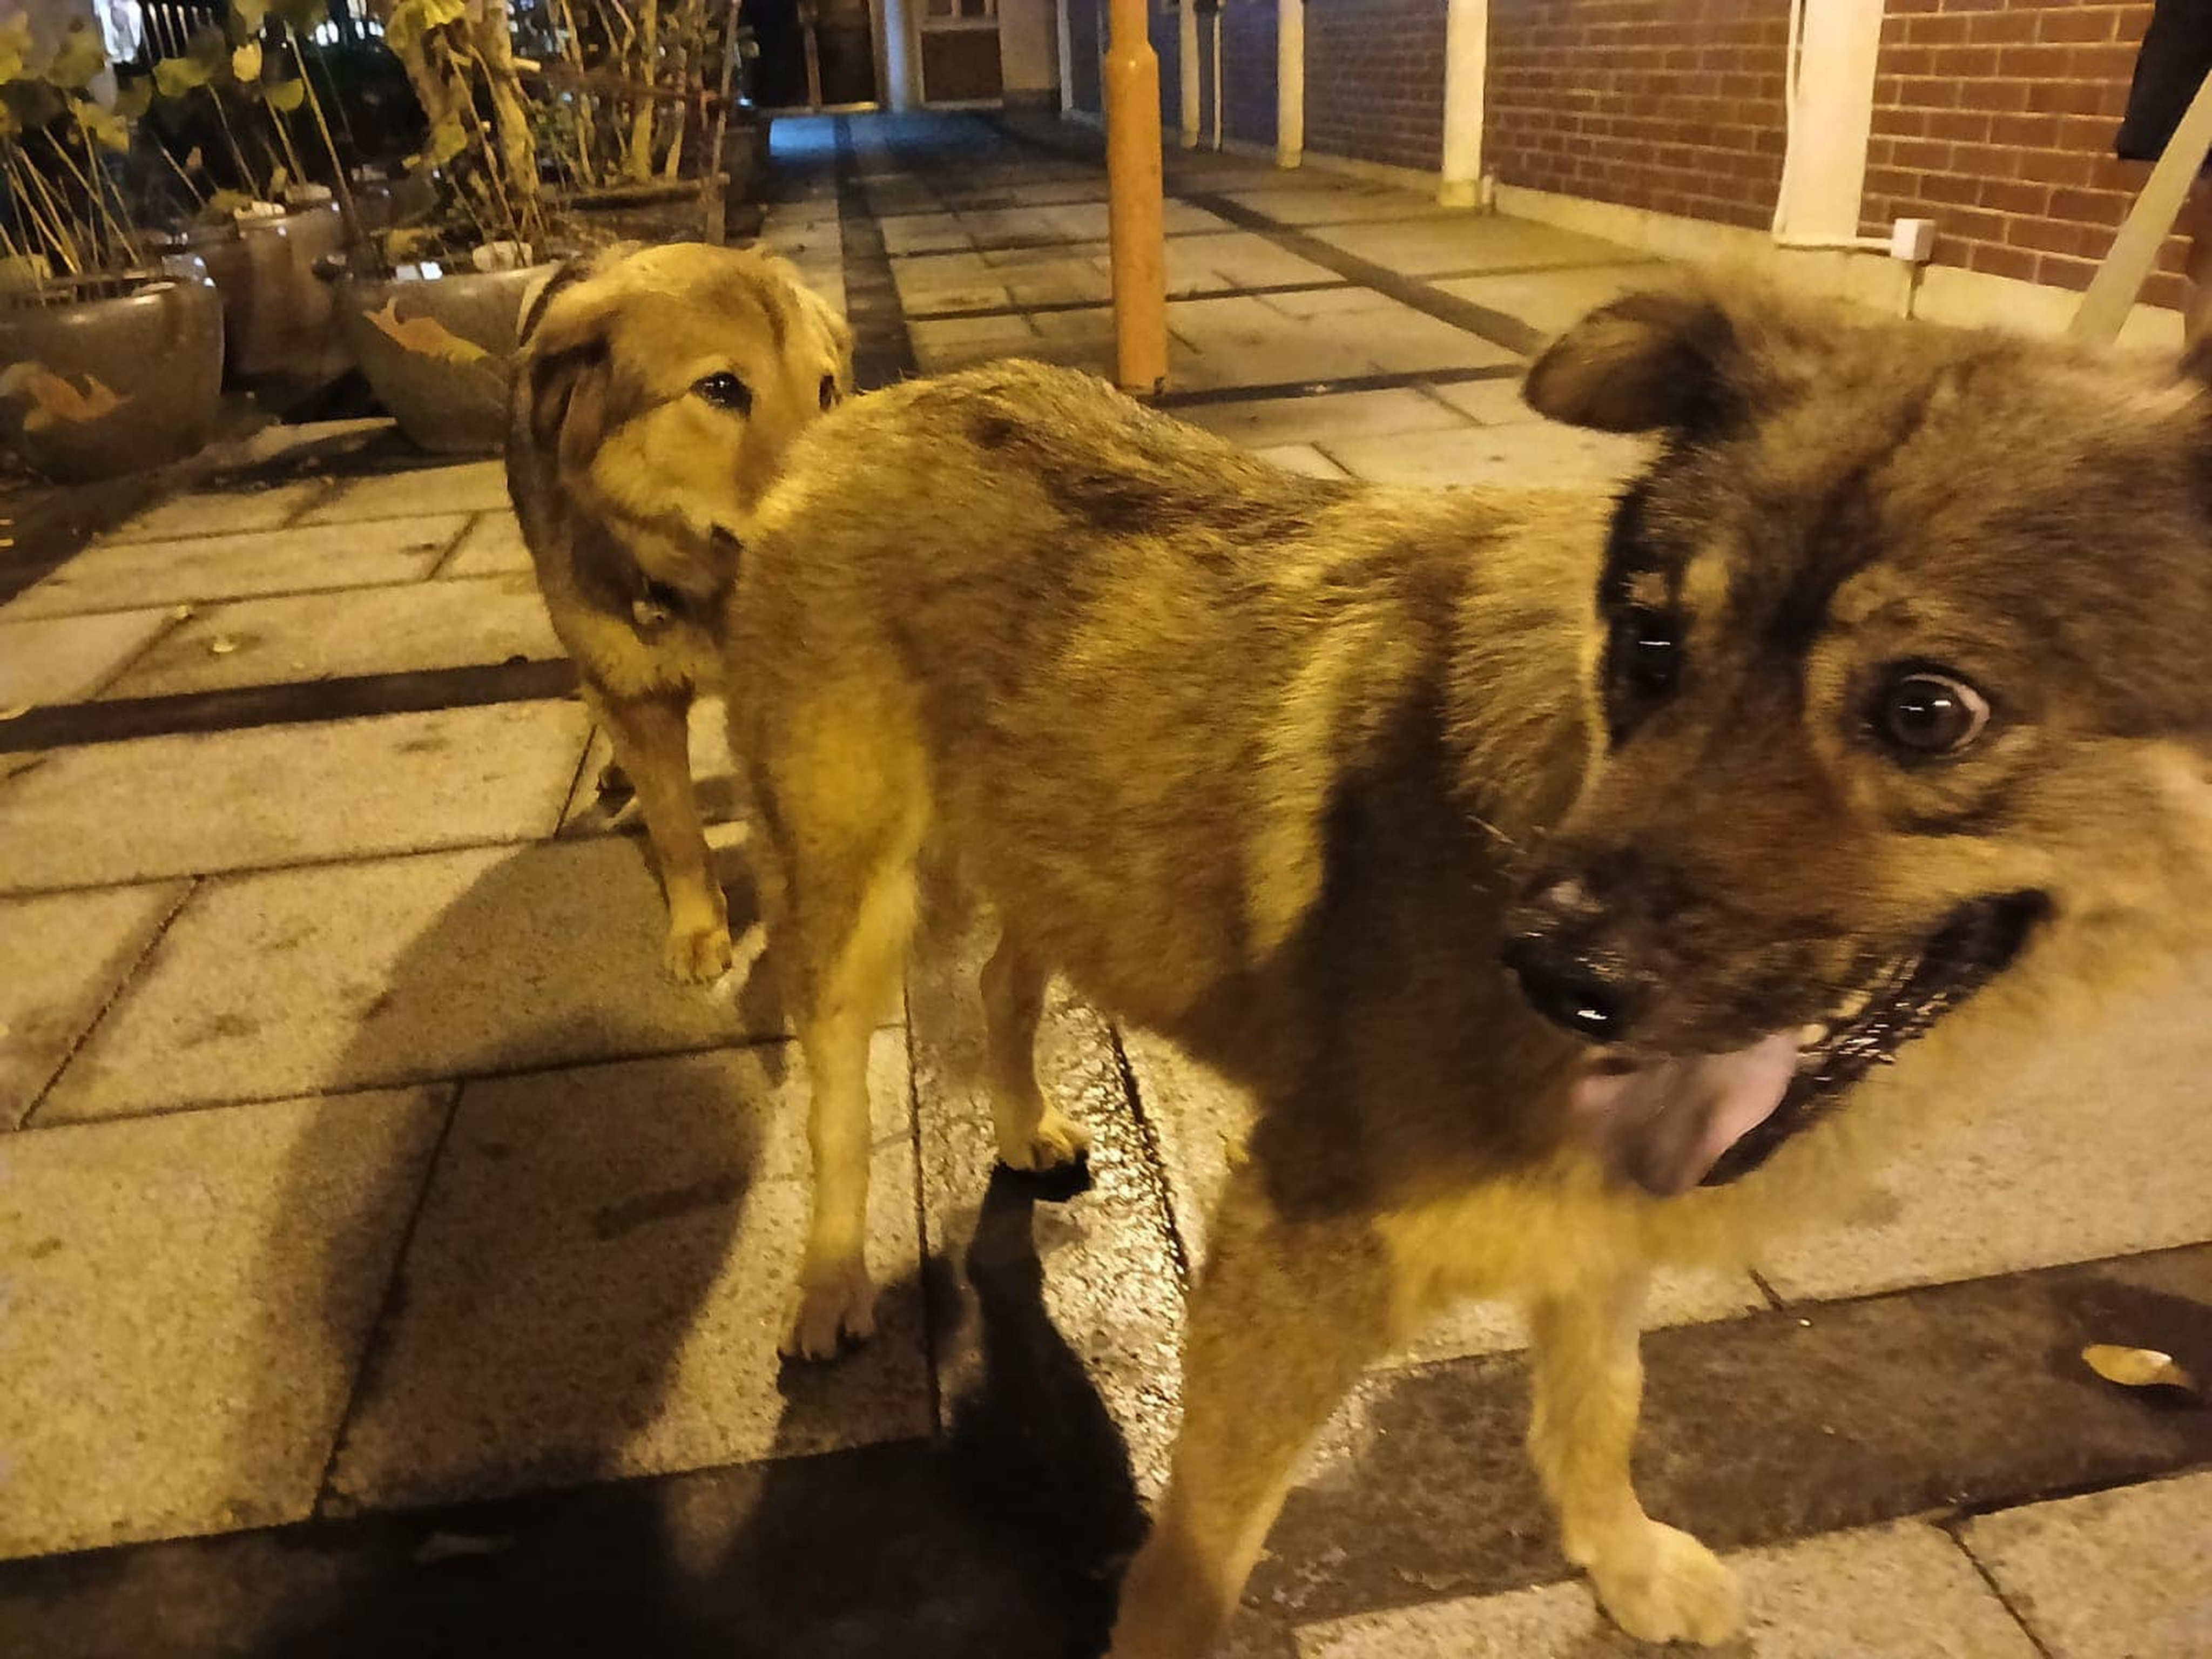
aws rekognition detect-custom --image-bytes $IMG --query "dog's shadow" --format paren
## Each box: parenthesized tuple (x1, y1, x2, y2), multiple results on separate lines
(222, 827, 1140, 1658)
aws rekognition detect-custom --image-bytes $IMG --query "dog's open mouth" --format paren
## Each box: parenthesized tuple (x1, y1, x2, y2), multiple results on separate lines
(1570, 892, 2049, 1197)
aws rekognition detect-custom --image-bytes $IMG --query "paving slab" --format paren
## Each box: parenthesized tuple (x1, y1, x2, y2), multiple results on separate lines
(1252, 443, 1351, 480)
(1755, 950, 2212, 1303)
(440, 511, 535, 577)
(0, 1087, 448, 1558)
(0, 881, 187, 1128)
(0, 609, 170, 707)
(1168, 294, 1385, 389)
(1296, 1521, 2040, 1658)
(1244, 1245, 2212, 1627)
(1427, 377, 1548, 426)
(1219, 186, 1464, 228)
(1170, 387, 1475, 450)
(325, 1032, 928, 1512)
(911, 313, 1047, 373)
(98, 481, 328, 544)
(0, 517, 468, 619)
(877, 211, 972, 255)
(39, 834, 781, 1122)
(1433, 262, 1671, 341)
(1168, 231, 1345, 293)
(1962, 1472, 2212, 1659)
(299, 462, 512, 524)
(0, 699, 589, 893)
(1307, 216, 1634, 279)
(910, 935, 1188, 1494)
(1325, 423, 1651, 489)
(98, 575, 563, 699)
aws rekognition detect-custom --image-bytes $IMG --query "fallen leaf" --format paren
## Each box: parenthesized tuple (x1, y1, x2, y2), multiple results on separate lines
(209, 636, 239, 655)
(0, 703, 30, 721)
(2083, 1344, 2198, 1394)
(171, 604, 195, 621)
(0, 362, 127, 430)
(361, 298, 491, 366)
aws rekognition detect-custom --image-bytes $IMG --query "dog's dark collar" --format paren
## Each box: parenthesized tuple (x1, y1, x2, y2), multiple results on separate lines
(631, 574, 692, 632)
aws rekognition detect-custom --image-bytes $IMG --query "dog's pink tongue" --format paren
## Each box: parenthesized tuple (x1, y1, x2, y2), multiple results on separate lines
(1570, 1034, 1799, 1197)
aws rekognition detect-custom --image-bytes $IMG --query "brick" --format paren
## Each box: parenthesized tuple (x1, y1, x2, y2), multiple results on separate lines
(2036, 5, 2127, 44)
(1966, 239, 2040, 281)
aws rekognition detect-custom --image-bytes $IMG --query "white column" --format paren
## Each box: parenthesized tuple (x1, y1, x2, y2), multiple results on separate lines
(1771, 0, 1885, 241)
(1439, 0, 1486, 207)
(1180, 0, 1202, 147)
(1277, 0, 1303, 168)
(1056, 0, 1078, 112)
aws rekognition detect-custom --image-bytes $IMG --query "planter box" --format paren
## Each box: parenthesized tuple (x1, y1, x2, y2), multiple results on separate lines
(0, 265, 225, 484)
(185, 202, 349, 390)
(335, 261, 557, 455)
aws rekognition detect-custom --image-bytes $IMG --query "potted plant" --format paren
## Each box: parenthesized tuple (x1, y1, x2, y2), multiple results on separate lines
(0, 16, 223, 483)
(144, 0, 363, 394)
(330, 0, 558, 453)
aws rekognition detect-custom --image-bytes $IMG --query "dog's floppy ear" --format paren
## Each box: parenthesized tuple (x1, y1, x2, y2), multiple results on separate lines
(789, 268, 857, 400)
(517, 249, 633, 468)
(1523, 288, 1742, 434)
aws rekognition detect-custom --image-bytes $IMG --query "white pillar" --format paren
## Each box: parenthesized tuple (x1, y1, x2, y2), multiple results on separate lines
(1179, 0, 1202, 148)
(1056, 0, 1077, 112)
(1277, 0, 1303, 168)
(1439, 0, 1485, 207)
(1771, 0, 1885, 241)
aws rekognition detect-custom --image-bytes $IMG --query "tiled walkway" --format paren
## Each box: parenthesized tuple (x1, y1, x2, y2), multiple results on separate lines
(2, 113, 2210, 1657)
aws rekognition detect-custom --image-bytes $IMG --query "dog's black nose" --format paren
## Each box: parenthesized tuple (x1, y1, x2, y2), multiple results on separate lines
(1503, 875, 1644, 1042)
(1505, 946, 1635, 1041)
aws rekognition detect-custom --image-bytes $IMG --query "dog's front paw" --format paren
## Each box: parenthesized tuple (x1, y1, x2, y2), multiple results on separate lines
(781, 1260, 878, 1361)
(1587, 1521, 1742, 1647)
(996, 1107, 1092, 1173)
(664, 916, 734, 984)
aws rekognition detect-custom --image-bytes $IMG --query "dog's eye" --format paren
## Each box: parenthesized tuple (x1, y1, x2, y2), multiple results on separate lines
(693, 372, 752, 414)
(1614, 606, 1681, 697)
(1872, 670, 1989, 758)
(819, 374, 840, 412)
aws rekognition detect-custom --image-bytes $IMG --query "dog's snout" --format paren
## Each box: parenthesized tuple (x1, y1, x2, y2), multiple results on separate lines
(1503, 876, 1644, 1043)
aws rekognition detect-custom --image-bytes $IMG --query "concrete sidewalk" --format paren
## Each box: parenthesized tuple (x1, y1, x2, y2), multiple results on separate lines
(1, 112, 2208, 1658)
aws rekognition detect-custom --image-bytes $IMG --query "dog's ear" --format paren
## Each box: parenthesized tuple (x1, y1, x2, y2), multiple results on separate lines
(516, 253, 626, 469)
(1523, 289, 1743, 434)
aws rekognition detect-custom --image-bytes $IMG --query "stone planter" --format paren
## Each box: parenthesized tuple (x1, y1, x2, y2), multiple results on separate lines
(0, 264, 225, 483)
(334, 260, 556, 455)
(184, 200, 349, 389)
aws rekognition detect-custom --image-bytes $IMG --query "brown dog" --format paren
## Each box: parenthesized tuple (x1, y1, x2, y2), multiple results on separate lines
(507, 242, 852, 981)
(727, 280, 2212, 1651)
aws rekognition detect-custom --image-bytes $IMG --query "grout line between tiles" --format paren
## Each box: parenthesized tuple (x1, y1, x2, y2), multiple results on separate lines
(310, 1078, 467, 1519)
(1942, 1526, 2059, 1658)
(15, 874, 201, 1132)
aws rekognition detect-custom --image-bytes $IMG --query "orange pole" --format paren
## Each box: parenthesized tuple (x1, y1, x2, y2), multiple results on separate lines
(1103, 0, 1169, 393)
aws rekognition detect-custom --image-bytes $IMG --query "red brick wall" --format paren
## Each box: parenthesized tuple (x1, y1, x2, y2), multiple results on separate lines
(1858, 1, 2182, 307)
(1222, 0, 1277, 150)
(1485, 0, 1789, 231)
(1304, 0, 1446, 173)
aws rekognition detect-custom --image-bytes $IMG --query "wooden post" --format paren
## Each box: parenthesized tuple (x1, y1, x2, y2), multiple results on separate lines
(1104, 0, 1168, 392)
(1438, 0, 1483, 207)
(1276, 0, 1301, 168)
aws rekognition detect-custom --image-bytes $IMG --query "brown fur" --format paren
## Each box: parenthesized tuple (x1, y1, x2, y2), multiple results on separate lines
(506, 242, 852, 981)
(725, 281, 2212, 1651)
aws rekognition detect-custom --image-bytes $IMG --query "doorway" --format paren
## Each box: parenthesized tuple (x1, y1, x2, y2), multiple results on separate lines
(752, 0, 884, 111)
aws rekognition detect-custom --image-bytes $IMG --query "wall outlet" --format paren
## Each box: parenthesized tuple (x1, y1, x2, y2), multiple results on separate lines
(1890, 217, 1937, 262)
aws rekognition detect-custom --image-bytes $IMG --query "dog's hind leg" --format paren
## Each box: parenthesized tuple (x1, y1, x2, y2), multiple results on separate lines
(980, 931, 1092, 1172)
(592, 686, 731, 985)
(1108, 1166, 1392, 1658)
(1525, 1273, 1742, 1645)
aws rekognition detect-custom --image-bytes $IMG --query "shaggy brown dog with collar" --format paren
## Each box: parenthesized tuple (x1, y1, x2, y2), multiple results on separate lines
(508, 242, 851, 981)
(730, 282, 2212, 1651)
